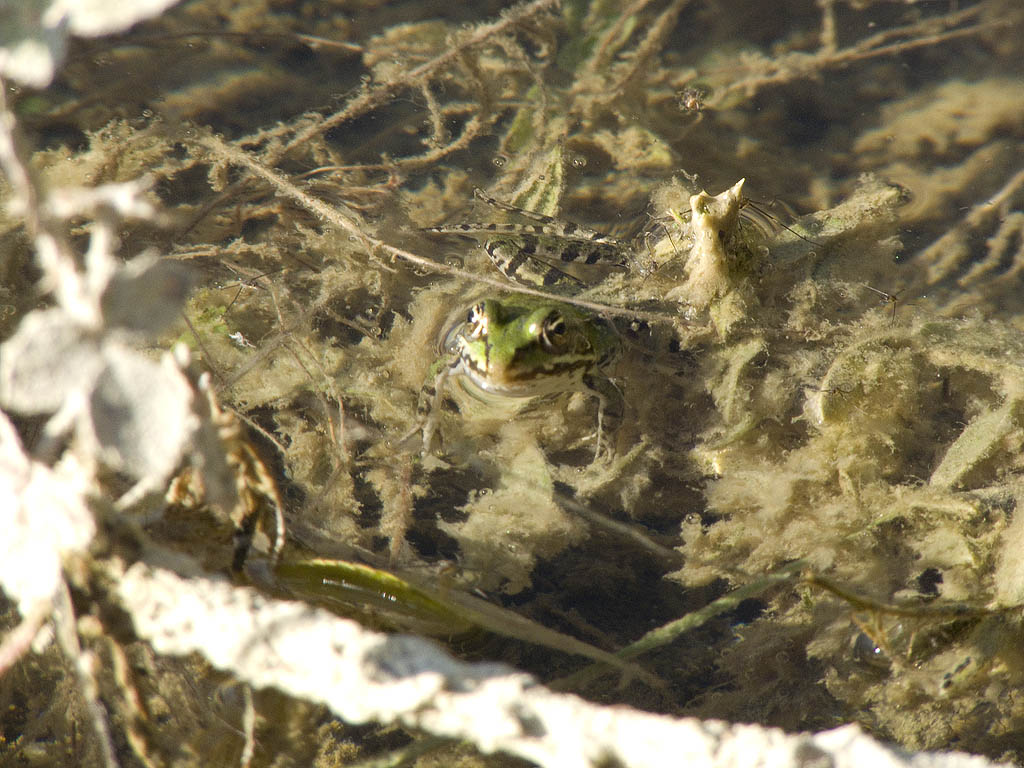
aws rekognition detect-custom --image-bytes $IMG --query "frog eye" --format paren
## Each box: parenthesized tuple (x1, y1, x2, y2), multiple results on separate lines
(540, 311, 567, 349)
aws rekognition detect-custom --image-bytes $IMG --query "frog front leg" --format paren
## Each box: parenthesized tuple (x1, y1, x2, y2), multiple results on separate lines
(582, 369, 624, 460)
(415, 354, 459, 454)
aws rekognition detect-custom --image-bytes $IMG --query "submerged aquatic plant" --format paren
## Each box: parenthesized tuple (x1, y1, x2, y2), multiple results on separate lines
(1, 0, 1023, 766)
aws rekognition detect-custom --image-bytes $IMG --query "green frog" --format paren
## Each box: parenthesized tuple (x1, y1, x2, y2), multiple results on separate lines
(416, 145, 747, 457)
(419, 296, 622, 457)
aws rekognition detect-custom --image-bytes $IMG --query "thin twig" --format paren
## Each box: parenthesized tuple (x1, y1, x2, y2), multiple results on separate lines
(621, 560, 806, 661)
(339, 736, 452, 768)
(239, 685, 255, 768)
(54, 581, 120, 768)
(817, 0, 837, 55)
(376, 109, 499, 174)
(803, 571, 1009, 620)
(584, 0, 658, 77)
(0, 77, 85, 318)
(279, 0, 559, 157)
(285, 333, 351, 465)
(552, 560, 807, 690)
(555, 490, 684, 568)
(0, 602, 50, 675)
(912, 166, 1024, 286)
(606, 0, 693, 98)
(105, 631, 160, 768)
(712, 6, 995, 107)
(419, 82, 447, 149)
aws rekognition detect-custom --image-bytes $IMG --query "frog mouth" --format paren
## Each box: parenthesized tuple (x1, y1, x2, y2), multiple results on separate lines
(463, 358, 588, 397)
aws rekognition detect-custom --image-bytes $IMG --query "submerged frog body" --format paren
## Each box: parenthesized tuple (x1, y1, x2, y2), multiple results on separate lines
(419, 296, 622, 456)
(427, 178, 756, 308)
(427, 189, 629, 290)
(422, 145, 630, 291)
(417, 144, 758, 455)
